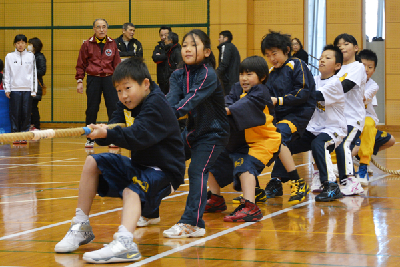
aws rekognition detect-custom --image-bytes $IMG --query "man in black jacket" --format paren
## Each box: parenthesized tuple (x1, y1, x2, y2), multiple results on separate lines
(164, 32, 182, 93)
(115, 23, 143, 59)
(217, 30, 241, 95)
(152, 26, 171, 94)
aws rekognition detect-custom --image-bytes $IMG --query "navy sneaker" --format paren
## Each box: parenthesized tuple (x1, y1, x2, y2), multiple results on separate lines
(264, 178, 283, 198)
(315, 181, 343, 202)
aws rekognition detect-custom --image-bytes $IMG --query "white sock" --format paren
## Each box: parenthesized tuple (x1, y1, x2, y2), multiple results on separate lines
(118, 225, 134, 239)
(73, 208, 89, 223)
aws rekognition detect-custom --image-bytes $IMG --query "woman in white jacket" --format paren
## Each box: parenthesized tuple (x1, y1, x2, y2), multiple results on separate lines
(3, 34, 37, 143)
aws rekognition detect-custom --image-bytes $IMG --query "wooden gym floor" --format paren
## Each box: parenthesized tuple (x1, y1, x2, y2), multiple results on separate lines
(0, 132, 400, 267)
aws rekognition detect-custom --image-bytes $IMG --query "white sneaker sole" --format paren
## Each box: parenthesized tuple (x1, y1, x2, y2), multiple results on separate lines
(137, 217, 160, 227)
(83, 253, 141, 263)
(163, 228, 205, 239)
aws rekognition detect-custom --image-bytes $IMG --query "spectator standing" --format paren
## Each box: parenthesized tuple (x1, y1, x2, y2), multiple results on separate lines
(114, 22, 143, 60)
(164, 32, 182, 92)
(76, 18, 121, 148)
(28, 37, 46, 131)
(291, 38, 309, 64)
(3, 34, 37, 144)
(216, 30, 240, 95)
(152, 26, 171, 94)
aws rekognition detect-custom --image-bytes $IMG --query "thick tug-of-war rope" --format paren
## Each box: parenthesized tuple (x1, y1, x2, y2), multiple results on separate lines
(0, 123, 126, 142)
(371, 157, 400, 176)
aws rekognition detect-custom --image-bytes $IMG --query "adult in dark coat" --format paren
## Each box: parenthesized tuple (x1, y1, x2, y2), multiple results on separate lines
(114, 23, 143, 58)
(291, 38, 309, 64)
(152, 26, 171, 94)
(216, 30, 240, 95)
(28, 37, 46, 130)
(164, 32, 182, 92)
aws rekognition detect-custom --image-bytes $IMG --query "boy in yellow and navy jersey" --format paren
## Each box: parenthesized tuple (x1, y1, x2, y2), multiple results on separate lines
(205, 56, 281, 222)
(261, 30, 316, 204)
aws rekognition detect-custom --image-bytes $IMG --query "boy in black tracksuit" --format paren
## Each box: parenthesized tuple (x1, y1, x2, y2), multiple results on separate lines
(261, 30, 316, 204)
(55, 58, 185, 263)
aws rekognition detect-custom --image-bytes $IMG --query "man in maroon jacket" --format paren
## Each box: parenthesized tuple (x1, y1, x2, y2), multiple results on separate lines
(76, 18, 121, 148)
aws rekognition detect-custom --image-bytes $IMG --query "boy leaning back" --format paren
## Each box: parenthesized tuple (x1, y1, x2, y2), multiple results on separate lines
(54, 58, 186, 264)
(261, 30, 316, 204)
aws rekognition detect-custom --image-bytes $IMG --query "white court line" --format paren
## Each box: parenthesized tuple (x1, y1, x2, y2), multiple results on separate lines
(0, 181, 80, 185)
(0, 192, 189, 241)
(127, 199, 313, 267)
(0, 196, 78, 205)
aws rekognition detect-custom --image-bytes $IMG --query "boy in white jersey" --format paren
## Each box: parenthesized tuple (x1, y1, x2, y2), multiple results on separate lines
(333, 33, 366, 196)
(277, 45, 346, 201)
(355, 49, 395, 185)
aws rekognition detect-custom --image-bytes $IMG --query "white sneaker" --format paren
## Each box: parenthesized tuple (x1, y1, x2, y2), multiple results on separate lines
(83, 233, 141, 263)
(332, 164, 339, 178)
(311, 171, 322, 193)
(367, 165, 374, 175)
(55, 220, 95, 253)
(163, 223, 205, 238)
(340, 177, 364, 196)
(85, 140, 95, 148)
(137, 216, 160, 227)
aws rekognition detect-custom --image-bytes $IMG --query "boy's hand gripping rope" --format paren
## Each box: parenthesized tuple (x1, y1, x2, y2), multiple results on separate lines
(0, 123, 126, 142)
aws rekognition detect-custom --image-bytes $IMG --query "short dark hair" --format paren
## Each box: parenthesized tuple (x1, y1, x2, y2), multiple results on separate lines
(333, 33, 358, 47)
(167, 32, 179, 44)
(292, 38, 303, 50)
(14, 34, 27, 44)
(359, 49, 378, 68)
(123, 22, 135, 30)
(322, 44, 343, 74)
(219, 30, 233, 42)
(261, 30, 292, 56)
(112, 57, 153, 87)
(159, 26, 171, 33)
(239, 56, 269, 84)
(28, 37, 43, 53)
(323, 44, 343, 65)
(0, 59, 3, 72)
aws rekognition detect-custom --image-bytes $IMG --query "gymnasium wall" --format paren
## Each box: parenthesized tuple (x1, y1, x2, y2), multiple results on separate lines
(210, 0, 305, 67)
(385, 0, 400, 125)
(0, 0, 208, 123)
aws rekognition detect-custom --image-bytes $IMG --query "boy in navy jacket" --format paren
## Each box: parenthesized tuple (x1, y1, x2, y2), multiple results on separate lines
(55, 58, 185, 263)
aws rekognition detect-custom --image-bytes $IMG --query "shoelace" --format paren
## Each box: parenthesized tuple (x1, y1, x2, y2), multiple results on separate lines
(229, 204, 246, 215)
(290, 181, 299, 196)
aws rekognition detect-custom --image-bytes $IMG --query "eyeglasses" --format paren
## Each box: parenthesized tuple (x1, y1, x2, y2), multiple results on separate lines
(95, 25, 107, 30)
(292, 43, 299, 46)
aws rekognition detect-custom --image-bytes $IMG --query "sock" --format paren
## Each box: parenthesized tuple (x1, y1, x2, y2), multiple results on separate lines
(74, 208, 89, 223)
(288, 170, 300, 181)
(118, 225, 134, 239)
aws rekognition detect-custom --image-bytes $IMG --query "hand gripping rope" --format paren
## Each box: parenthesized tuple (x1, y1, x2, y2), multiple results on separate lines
(0, 123, 126, 142)
(371, 157, 400, 176)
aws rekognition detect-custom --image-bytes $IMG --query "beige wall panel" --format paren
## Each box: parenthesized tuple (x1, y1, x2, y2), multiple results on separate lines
(326, 24, 362, 46)
(253, 0, 303, 25)
(386, 75, 400, 100)
(326, 0, 362, 24)
(4, 3, 51, 27)
(0, 3, 4, 27)
(210, 25, 221, 56)
(386, 49, 400, 75)
(218, 24, 248, 50)
(53, 1, 127, 26)
(220, 0, 248, 24)
(53, 29, 93, 51)
(247, 24, 254, 56)
(210, 0, 221, 25)
(386, 100, 400, 125)
(385, 23, 400, 49)
(131, 0, 207, 25)
(386, 0, 400, 23)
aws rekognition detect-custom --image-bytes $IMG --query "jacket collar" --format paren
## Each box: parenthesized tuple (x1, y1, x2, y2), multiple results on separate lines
(89, 35, 113, 43)
(217, 40, 231, 49)
(14, 48, 27, 55)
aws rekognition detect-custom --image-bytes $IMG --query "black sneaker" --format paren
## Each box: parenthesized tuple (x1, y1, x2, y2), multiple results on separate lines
(265, 178, 283, 198)
(315, 181, 343, 202)
(288, 178, 310, 204)
(232, 187, 267, 204)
